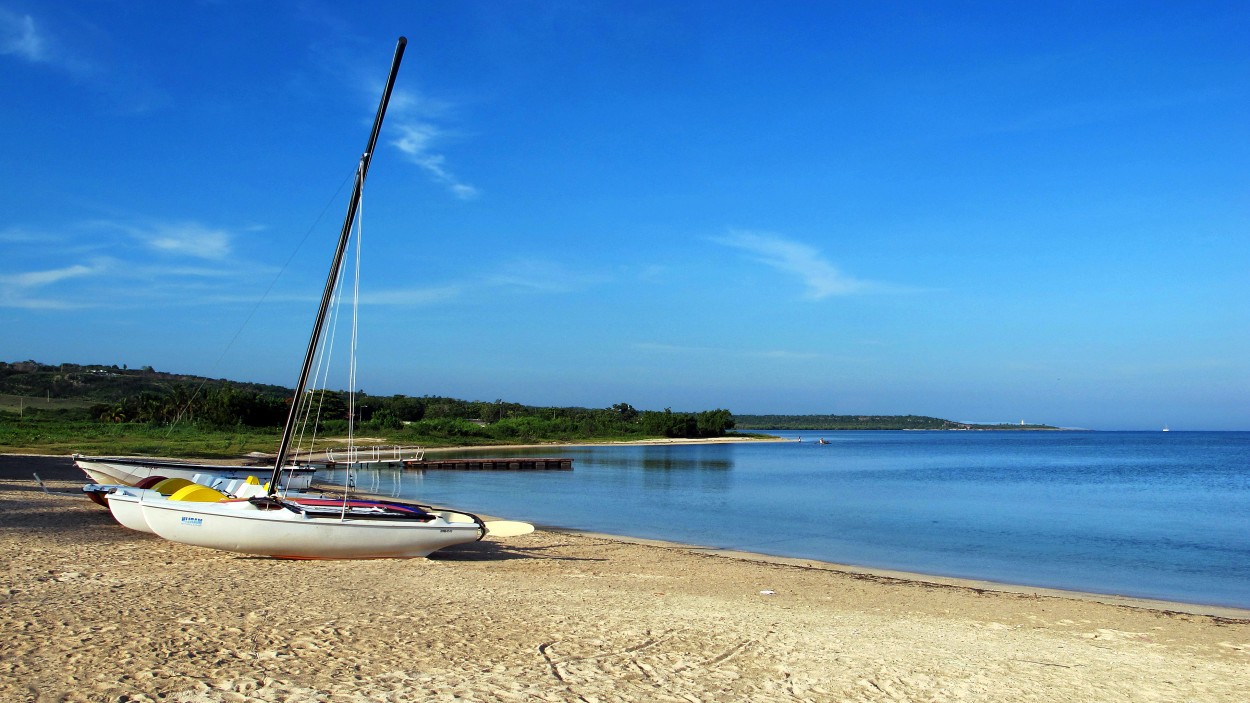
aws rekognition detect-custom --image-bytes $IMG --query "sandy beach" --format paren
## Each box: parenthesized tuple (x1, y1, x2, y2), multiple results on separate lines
(2, 459, 1248, 702)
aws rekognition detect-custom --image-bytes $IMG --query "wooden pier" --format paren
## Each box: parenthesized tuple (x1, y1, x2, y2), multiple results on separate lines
(403, 457, 573, 471)
(289, 445, 573, 472)
(302, 456, 573, 471)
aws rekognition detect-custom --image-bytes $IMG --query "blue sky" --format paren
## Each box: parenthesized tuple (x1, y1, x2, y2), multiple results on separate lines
(1, 1, 1246, 430)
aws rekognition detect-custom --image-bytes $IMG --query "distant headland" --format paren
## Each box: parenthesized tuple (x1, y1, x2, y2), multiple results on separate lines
(733, 414, 1062, 431)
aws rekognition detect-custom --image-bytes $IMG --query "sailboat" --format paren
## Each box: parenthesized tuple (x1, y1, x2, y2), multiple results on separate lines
(105, 37, 531, 558)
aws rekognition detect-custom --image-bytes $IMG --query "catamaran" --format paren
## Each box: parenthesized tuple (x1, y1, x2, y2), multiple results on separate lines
(74, 454, 314, 490)
(95, 37, 531, 558)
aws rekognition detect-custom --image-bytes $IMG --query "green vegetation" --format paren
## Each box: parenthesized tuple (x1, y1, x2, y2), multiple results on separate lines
(0, 361, 1060, 457)
(734, 414, 1059, 431)
(0, 413, 284, 458)
(0, 361, 738, 456)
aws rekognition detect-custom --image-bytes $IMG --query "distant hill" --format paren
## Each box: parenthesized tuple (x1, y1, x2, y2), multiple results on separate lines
(0, 360, 290, 404)
(2, 361, 1059, 432)
(733, 414, 1059, 431)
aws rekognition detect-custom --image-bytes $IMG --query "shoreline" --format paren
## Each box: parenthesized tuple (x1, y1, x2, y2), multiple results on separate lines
(548, 528, 1250, 620)
(318, 479, 1250, 619)
(6, 452, 1248, 618)
(2, 475, 1247, 701)
(419, 434, 792, 454)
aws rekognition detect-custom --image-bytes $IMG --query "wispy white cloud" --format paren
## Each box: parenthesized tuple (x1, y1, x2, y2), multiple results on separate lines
(6, 263, 95, 287)
(391, 122, 479, 200)
(713, 230, 871, 299)
(143, 223, 233, 260)
(0, 8, 45, 63)
(89, 219, 234, 260)
(386, 87, 479, 200)
(4, 218, 592, 313)
(0, 7, 93, 77)
(0, 219, 262, 310)
(0, 261, 104, 309)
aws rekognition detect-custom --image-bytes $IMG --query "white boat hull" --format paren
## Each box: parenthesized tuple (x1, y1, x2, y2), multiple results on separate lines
(102, 487, 160, 533)
(138, 496, 484, 559)
(74, 455, 314, 490)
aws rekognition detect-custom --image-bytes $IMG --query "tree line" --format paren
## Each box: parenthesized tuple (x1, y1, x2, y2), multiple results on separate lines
(1, 361, 736, 441)
(734, 414, 972, 430)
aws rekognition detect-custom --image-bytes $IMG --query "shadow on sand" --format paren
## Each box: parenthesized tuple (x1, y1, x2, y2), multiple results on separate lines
(431, 539, 606, 563)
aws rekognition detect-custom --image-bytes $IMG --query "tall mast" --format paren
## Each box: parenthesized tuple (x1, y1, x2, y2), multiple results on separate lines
(270, 37, 407, 493)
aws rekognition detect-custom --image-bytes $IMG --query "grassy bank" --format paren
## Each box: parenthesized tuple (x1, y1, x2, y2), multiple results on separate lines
(0, 412, 767, 458)
(0, 416, 285, 458)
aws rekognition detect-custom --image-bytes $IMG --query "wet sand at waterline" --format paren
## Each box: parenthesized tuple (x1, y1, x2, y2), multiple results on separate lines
(2, 473, 1248, 701)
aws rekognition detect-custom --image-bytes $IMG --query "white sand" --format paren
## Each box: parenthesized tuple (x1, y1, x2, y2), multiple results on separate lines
(2, 477, 1247, 702)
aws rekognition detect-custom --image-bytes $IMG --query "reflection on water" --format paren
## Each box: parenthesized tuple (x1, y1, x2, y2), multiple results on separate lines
(638, 445, 733, 472)
(348, 466, 423, 498)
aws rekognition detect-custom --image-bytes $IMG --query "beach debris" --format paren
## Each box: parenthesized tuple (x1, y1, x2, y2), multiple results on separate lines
(759, 590, 776, 595)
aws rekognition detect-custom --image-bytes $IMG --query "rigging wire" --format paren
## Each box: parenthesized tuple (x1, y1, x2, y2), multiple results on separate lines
(161, 170, 356, 439)
(344, 188, 365, 507)
(292, 238, 350, 465)
(283, 183, 365, 510)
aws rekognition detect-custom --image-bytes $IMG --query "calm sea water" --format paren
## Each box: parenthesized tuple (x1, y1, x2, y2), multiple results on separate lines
(322, 431, 1250, 608)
